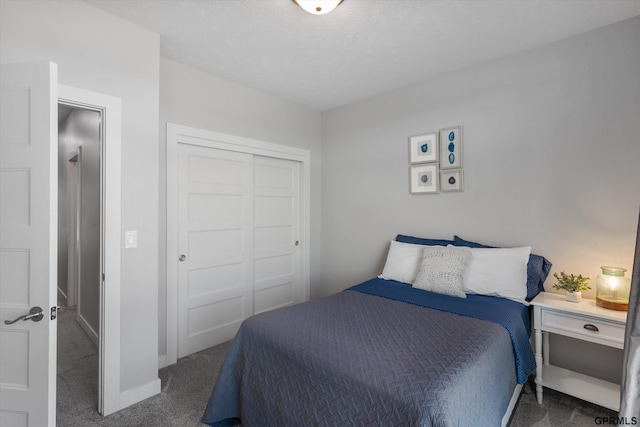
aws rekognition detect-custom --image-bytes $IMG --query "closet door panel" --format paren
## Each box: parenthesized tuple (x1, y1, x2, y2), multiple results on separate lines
(253, 156, 301, 314)
(178, 145, 253, 358)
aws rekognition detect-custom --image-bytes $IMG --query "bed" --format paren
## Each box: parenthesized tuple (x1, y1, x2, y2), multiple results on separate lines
(202, 235, 551, 427)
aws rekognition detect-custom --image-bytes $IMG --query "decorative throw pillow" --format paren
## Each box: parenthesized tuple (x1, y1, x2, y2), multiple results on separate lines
(379, 240, 428, 284)
(453, 244, 532, 303)
(413, 246, 471, 298)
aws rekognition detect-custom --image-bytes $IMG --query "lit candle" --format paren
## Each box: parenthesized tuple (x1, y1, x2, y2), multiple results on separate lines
(607, 276, 619, 300)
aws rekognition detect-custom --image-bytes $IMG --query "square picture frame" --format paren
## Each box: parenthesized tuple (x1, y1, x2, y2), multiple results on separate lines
(440, 126, 463, 169)
(410, 163, 439, 194)
(409, 132, 439, 164)
(441, 169, 463, 192)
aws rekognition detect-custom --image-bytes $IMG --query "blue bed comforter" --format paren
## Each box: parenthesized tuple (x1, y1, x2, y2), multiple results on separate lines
(350, 278, 535, 384)
(202, 278, 535, 427)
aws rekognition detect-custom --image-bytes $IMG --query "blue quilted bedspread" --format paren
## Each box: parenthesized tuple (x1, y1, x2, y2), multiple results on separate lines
(202, 278, 535, 426)
(350, 278, 535, 384)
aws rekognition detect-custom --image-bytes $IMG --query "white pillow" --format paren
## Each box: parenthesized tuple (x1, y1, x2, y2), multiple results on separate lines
(413, 246, 471, 298)
(379, 240, 427, 284)
(452, 244, 532, 302)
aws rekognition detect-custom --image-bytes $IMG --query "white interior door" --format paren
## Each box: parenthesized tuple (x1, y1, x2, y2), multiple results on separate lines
(177, 144, 254, 358)
(253, 156, 301, 314)
(0, 62, 58, 427)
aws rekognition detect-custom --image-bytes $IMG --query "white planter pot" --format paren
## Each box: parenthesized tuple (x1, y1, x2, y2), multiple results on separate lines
(565, 291, 582, 302)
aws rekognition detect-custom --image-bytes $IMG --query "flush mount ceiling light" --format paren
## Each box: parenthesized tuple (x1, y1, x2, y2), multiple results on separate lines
(293, 0, 344, 15)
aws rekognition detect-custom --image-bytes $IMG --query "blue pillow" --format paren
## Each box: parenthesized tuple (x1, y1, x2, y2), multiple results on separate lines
(453, 235, 552, 301)
(396, 234, 453, 247)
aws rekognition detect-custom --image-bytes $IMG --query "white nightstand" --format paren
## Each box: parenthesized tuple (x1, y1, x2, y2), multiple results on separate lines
(530, 292, 627, 411)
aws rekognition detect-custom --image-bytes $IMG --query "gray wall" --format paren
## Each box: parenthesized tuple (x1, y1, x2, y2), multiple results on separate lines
(158, 58, 322, 359)
(320, 17, 640, 382)
(1, 0, 161, 399)
(76, 111, 101, 337)
(321, 16, 640, 297)
(57, 106, 73, 306)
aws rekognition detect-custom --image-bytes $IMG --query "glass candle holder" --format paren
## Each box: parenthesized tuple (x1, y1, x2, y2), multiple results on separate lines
(596, 266, 630, 311)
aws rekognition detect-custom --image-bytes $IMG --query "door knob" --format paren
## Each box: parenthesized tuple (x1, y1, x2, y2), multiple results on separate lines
(179, 254, 186, 262)
(4, 306, 44, 325)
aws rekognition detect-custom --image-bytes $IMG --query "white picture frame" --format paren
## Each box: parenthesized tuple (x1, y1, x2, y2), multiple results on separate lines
(441, 169, 463, 192)
(410, 163, 439, 194)
(409, 132, 438, 164)
(440, 126, 462, 169)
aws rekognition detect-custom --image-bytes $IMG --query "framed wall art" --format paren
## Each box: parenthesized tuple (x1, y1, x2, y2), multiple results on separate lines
(410, 163, 439, 194)
(441, 169, 463, 192)
(440, 126, 462, 169)
(409, 132, 438, 164)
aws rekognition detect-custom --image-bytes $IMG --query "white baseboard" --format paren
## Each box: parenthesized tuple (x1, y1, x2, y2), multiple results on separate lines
(57, 287, 68, 306)
(118, 378, 162, 410)
(77, 311, 98, 346)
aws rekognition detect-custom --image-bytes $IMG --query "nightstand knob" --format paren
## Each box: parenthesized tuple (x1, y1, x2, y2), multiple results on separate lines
(583, 324, 599, 332)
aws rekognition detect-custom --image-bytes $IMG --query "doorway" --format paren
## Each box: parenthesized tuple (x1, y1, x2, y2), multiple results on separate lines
(57, 84, 123, 416)
(57, 105, 101, 341)
(56, 104, 101, 418)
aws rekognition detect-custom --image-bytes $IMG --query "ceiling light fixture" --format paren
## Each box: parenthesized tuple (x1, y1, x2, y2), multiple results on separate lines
(293, 0, 344, 15)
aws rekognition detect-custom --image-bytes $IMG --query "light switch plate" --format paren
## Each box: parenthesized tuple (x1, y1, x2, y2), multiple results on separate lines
(124, 230, 137, 248)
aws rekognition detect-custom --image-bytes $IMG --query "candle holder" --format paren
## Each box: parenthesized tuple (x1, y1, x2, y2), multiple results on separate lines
(596, 266, 630, 311)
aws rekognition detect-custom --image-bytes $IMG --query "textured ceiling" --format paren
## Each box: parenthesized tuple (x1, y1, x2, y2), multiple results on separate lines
(84, 0, 640, 111)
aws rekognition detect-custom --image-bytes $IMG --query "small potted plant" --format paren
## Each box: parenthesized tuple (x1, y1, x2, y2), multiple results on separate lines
(552, 271, 591, 302)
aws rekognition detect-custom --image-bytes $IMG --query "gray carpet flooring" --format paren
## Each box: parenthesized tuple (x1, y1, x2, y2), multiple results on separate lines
(56, 307, 617, 426)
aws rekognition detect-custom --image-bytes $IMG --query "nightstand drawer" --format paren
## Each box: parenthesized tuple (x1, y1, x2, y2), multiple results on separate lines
(541, 309, 625, 345)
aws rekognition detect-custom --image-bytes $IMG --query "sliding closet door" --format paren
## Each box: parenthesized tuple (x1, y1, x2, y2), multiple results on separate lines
(176, 144, 303, 358)
(177, 145, 254, 358)
(253, 156, 301, 314)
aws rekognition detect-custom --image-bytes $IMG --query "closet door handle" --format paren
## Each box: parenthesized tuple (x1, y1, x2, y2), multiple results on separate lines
(179, 254, 186, 262)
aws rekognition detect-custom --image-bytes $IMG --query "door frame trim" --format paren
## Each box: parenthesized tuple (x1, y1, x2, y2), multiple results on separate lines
(165, 123, 311, 366)
(58, 85, 122, 416)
